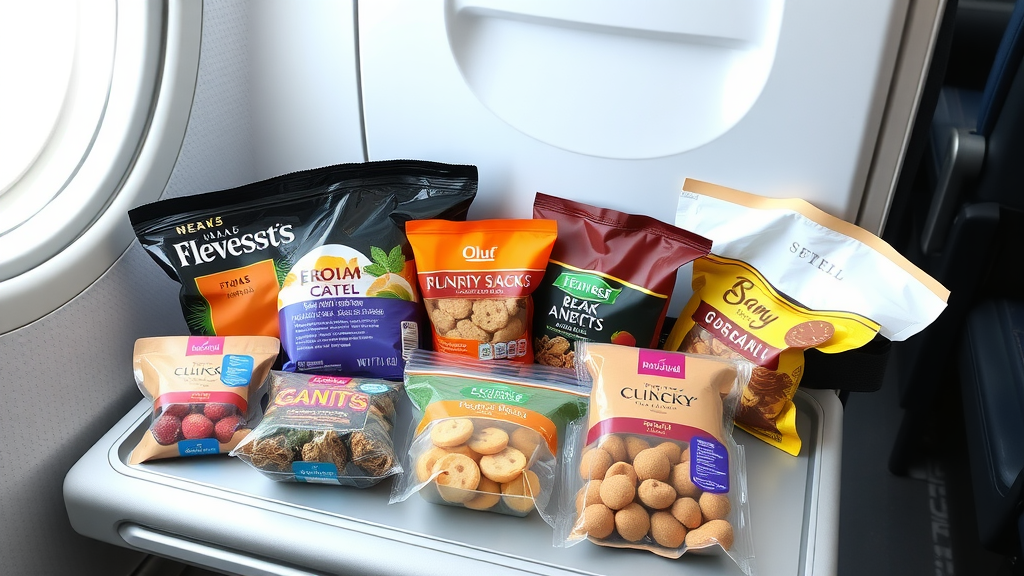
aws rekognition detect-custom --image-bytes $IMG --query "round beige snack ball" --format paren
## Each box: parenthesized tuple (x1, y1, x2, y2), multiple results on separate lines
(653, 441, 682, 463)
(604, 461, 638, 486)
(633, 448, 671, 482)
(669, 462, 702, 499)
(597, 435, 628, 462)
(699, 492, 732, 521)
(670, 497, 703, 529)
(578, 504, 615, 539)
(685, 519, 734, 551)
(637, 479, 677, 510)
(599, 474, 636, 511)
(649, 511, 687, 548)
(578, 447, 613, 480)
(614, 503, 651, 542)
(624, 436, 651, 461)
(576, 479, 603, 514)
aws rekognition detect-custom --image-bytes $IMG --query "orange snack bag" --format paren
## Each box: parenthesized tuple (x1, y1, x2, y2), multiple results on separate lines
(406, 219, 557, 363)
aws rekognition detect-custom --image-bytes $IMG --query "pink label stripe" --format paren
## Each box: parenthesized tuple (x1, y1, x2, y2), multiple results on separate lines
(586, 416, 707, 446)
(154, 391, 247, 413)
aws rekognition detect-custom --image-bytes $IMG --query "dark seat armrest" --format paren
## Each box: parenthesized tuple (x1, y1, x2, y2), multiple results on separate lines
(921, 127, 987, 255)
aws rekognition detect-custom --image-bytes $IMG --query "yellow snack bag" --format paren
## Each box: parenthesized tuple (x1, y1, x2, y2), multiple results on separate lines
(669, 255, 878, 454)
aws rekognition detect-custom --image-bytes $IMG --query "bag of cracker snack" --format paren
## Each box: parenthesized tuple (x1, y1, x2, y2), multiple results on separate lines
(665, 179, 949, 455)
(557, 343, 754, 575)
(531, 193, 712, 367)
(130, 335, 280, 464)
(129, 160, 477, 379)
(231, 372, 401, 487)
(406, 219, 557, 363)
(389, 350, 589, 524)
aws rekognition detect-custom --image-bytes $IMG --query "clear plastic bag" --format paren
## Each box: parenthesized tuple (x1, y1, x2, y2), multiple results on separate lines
(389, 350, 589, 524)
(556, 342, 756, 575)
(231, 372, 402, 488)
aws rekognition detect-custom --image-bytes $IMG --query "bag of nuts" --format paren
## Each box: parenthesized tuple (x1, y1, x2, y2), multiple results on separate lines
(557, 342, 754, 573)
(406, 218, 557, 363)
(230, 371, 402, 487)
(389, 350, 589, 523)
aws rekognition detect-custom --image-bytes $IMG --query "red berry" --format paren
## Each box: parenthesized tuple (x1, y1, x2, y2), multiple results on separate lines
(214, 415, 245, 443)
(181, 413, 215, 439)
(610, 330, 636, 346)
(151, 414, 182, 445)
(203, 403, 235, 422)
(161, 403, 190, 419)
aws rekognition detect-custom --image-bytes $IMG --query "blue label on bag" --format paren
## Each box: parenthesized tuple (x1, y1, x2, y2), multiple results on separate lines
(691, 436, 730, 493)
(292, 462, 341, 484)
(178, 439, 220, 457)
(221, 354, 254, 387)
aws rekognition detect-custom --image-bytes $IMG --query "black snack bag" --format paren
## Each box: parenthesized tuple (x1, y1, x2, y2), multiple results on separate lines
(129, 160, 478, 379)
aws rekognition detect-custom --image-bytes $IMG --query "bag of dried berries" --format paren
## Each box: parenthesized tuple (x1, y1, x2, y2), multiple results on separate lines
(389, 350, 589, 523)
(230, 371, 402, 487)
(556, 343, 754, 575)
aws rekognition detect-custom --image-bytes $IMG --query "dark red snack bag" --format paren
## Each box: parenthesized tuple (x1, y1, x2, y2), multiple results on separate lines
(531, 193, 712, 367)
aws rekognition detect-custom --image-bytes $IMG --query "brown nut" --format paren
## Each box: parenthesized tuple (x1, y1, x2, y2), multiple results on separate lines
(597, 435, 628, 462)
(633, 448, 671, 482)
(637, 479, 677, 510)
(624, 436, 651, 461)
(699, 492, 732, 521)
(684, 519, 734, 551)
(650, 511, 687, 548)
(668, 462, 702, 499)
(599, 474, 636, 510)
(579, 448, 613, 480)
(614, 503, 650, 542)
(577, 504, 615, 539)
(575, 479, 603, 514)
(670, 497, 703, 529)
(653, 441, 682, 463)
(604, 461, 638, 486)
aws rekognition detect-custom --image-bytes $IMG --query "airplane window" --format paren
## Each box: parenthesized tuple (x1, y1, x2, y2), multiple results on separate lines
(0, 1, 200, 333)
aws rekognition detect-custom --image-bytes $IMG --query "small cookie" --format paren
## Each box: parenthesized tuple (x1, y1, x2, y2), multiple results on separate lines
(455, 319, 490, 342)
(416, 446, 450, 482)
(501, 469, 541, 513)
(467, 427, 509, 455)
(445, 443, 483, 462)
(437, 298, 473, 319)
(509, 427, 542, 457)
(430, 418, 474, 447)
(432, 453, 481, 503)
(503, 298, 522, 315)
(429, 307, 457, 334)
(491, 317, 524, 343)
(784, 320, 835, 348)
(471, 299, 511, 332)
(464, 477, 502, 510)
(479, 446, 527, 483)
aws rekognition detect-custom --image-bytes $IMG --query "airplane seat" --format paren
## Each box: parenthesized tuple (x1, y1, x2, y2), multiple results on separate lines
(889, 0, 1024, 475)
(959, 299, 1024, 554)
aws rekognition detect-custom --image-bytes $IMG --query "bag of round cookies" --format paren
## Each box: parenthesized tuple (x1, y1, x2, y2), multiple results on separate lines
(389, 350, 588, 523)
(557, 342, 754, 574)
(230, 371, 402, 487)
(406, 218, 557, 363)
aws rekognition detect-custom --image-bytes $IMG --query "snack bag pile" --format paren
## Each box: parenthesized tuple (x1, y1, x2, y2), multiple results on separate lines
(666, 179, 949, 455)
(130, 160, 477, 379)
(231, 372, 401, 487)
(530, 193, 712, 367)
(557, 343, 754, 573)
(129, 336, 280, 464)
(390, 350, 588, 522)
(407, 219, 557, 363)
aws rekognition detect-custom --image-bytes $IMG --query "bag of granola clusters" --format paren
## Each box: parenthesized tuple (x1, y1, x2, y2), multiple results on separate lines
(557, 343, 754, 575)
(406, 219, 557, 363)
(665, 179, 949, 455)
(130, 160, 477, 379)
(231, 372, 401, 487)
(129, 335, 280, 464)
(389, 350, 589, 523)
(531, 193, 712, 367)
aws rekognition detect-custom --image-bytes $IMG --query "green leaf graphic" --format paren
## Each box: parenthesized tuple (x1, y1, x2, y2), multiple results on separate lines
(364, 263, 387, 278)
(387, 245, 405, 273)
(370, 246, 389, 267)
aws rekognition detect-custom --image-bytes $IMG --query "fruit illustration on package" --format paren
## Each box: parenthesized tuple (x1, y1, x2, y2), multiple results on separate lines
(610, 331, 636, 347)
